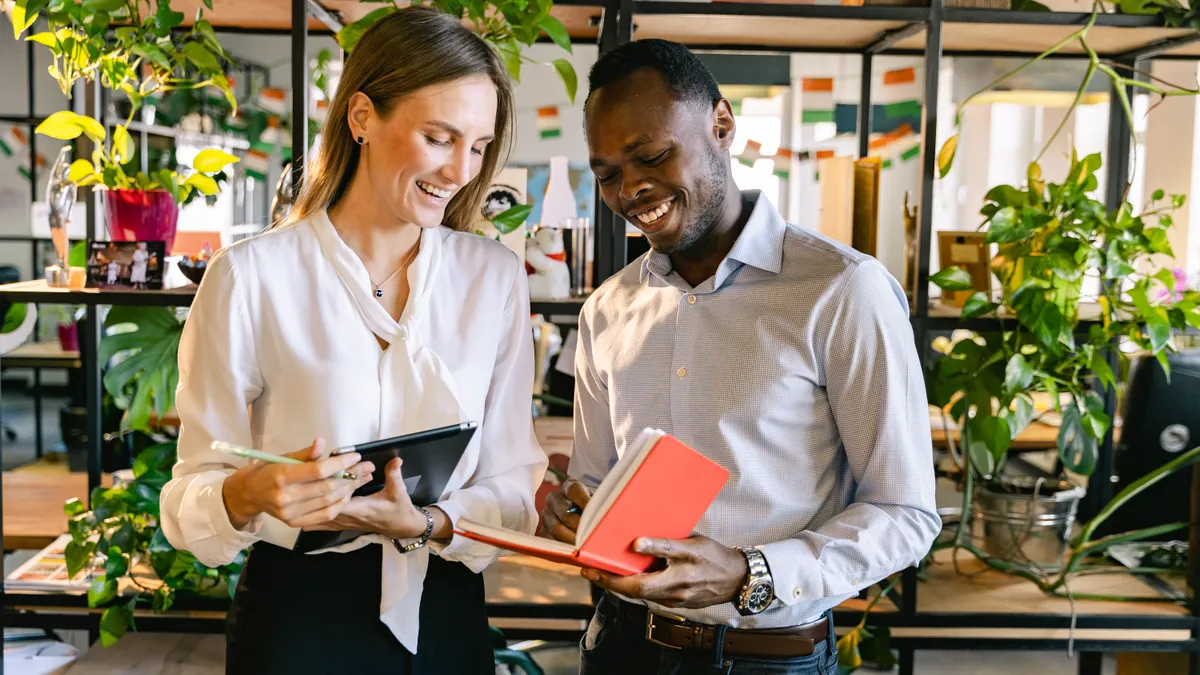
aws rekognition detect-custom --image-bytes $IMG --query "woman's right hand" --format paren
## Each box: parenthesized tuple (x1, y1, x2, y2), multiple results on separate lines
(221, 439, 374, 530)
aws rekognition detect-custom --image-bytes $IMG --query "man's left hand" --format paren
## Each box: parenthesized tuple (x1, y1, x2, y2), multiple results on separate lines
(581, 535, 749, 609)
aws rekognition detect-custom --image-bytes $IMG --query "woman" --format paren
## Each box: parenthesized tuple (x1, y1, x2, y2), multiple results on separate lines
(159, 8, 546, 673)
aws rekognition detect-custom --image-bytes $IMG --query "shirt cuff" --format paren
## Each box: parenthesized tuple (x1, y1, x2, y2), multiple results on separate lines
(756, 538, 826, 608)
(203, 475, 263, 554)
(426, 500, 493, 566)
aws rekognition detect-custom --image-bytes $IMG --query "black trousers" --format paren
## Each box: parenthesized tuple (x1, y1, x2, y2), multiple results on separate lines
(225, 542, 494, 674)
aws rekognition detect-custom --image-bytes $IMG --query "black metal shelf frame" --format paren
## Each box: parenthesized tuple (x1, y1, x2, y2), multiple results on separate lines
(0, 1, 1198, 673)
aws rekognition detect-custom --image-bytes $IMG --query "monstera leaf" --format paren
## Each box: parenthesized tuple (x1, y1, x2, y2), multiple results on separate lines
(99, 306, 184, 432)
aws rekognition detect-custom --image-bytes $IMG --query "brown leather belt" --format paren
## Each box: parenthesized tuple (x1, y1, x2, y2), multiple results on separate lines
(618, 600, 827, 658)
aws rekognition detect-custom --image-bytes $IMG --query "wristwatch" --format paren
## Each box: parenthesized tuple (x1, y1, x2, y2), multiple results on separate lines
(733, 546, 775, 616)
(392, 506, 434, 554)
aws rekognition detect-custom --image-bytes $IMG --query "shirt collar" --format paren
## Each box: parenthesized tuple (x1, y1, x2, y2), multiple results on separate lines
(639, 190, 786, 286)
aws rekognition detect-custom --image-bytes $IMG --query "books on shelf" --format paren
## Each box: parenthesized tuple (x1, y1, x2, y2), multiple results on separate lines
(455, 428, 729, 576)
(5, 534, 104, 593)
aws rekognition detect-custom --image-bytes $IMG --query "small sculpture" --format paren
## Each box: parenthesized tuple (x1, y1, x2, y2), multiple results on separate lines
(46, 146, 75, 278)
(270, 160, 296, 226)
(525, 226, 571, 300)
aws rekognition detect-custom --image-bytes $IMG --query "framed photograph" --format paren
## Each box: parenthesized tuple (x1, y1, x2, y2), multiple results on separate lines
(86, 240, 165, 291)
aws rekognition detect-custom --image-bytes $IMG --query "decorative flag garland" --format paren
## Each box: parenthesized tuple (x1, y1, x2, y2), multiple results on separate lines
(800, 78, 835, 124)
(881, 67, 921, 118)
(244, 148, 270, 181)
(536, 106, 562, 140)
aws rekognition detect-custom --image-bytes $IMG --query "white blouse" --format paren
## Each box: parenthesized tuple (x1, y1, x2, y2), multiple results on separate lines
(159, 211, 547, 653)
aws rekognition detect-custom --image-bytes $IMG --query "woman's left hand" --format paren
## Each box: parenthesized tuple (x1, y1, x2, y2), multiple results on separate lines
(304, 458, 438, 540)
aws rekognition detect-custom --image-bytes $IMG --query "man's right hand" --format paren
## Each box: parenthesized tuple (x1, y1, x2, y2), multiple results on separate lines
(222, 438, 374, 530)
(541, 478, 592, 544)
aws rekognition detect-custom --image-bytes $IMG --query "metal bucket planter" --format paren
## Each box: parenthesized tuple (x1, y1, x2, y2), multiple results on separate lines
(971, 476, 1086, 569)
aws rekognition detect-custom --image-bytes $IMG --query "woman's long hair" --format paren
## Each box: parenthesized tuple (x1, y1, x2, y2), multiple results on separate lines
(281, 6, 515, 231)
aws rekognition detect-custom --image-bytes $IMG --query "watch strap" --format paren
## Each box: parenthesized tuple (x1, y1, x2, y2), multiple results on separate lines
(392, 506, 434, 554)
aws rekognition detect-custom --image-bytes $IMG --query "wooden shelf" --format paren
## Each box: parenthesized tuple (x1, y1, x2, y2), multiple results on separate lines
(168, 0, 604, 39)
(3, 471, 112, 551)
(1, 341, 81, 369)
(0, 280, 196, 307)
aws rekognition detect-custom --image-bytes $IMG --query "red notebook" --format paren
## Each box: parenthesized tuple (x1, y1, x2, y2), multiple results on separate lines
(455, 428, 729, 576)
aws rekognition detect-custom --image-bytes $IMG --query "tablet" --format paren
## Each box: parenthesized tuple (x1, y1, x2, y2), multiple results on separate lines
(291, 421, 477, 553)
(337, 421, 478, 501)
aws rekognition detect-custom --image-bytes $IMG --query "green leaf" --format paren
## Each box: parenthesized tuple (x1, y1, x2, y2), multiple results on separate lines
(552, 58, 577, 104)
(490, 204, 532, 234)
(336, 6, 397, 52)
(63, 497, 87, 517)
(99, 605, 132, 646)
(960, 292, 999, 320)
(1172, 194, 1186, 209)
(193, 148, 239, 173)
(937, 134, 957, 178)
(88, 577, 118, 607)
(106, 546, 129, 579)
(977, 415, 1012, 465)
(497, 39, 522, 82)
(34, 110, 86, 140)
(112, 126, 134, 165)
(181, 42, 219, 72)
(1084, 391, 1108, 439)
(984, 185, 1024, 208)
(1004, 353, 1034, 393)
(1007, 394, 1034, 438)
(985, 207, 1024, 243)
(68, 158, 95, 183)
(1058, 402, 1097, 475)
(1083, 522, 1189, 554)
(930, 266, 973, 291)
(154, 1, 185, 30)
(153, 586, 175, 613)
(131, 43, 171, 71)
(1091, 350, 1116, 391)
(25, 31, 59, 47)
(2, 302, 27, 333)
(65, 539, 89, 578)
(133, 442, 177, 479)
(74, 114, 106, 143)
(537, 16, 572, 53)
(82, 0, 123, 9)
(1152, 189, 1165, 201)
(185, 173, 219, 195)
(110, 521, 134, 553)
(12, 0, 48, 39)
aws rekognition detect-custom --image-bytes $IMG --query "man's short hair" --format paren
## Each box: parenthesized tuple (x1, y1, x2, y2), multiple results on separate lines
(587, 39, 721, 108)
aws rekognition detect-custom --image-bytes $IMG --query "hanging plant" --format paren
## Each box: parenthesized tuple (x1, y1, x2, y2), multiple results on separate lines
(337, 0, 578, 104)
(11, 0, 236, 111)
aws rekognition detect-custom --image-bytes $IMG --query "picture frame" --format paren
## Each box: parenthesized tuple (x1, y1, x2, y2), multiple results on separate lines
(936, 230, 991, 307)
(85, 240, 165, 291)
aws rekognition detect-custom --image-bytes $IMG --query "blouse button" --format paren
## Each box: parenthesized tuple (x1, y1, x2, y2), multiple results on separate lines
(677, 367, 687, 378)
(686, 295, 697, 305)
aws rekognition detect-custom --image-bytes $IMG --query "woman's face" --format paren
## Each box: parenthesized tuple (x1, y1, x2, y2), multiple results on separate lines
(353, 75, 498, 229)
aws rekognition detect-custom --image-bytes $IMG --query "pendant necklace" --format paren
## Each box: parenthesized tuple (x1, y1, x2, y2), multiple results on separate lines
(369, 239, 420, 299)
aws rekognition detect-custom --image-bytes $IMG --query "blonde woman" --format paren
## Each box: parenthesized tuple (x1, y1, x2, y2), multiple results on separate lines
(159, 8, 546, 673)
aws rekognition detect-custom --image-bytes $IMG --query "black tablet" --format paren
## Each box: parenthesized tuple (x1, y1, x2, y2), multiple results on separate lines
(339, 421, 478, 501)
(291, 421, 477, 553)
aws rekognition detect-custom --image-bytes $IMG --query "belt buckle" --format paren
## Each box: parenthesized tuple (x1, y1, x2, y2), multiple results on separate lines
(645, 612, 701, 650)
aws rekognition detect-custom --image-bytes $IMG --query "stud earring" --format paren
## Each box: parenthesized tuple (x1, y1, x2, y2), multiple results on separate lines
(357, 136, 365, 145)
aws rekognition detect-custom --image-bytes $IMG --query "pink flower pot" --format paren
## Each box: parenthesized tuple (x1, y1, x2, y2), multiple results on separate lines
(104, 189, 179, 252)
(57, 322, 78, 352)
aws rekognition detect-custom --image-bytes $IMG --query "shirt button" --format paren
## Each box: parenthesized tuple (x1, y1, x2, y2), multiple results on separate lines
(686, 295, 697, 304)
(677, 367, 687, 378)
(793, 589, 801, 598)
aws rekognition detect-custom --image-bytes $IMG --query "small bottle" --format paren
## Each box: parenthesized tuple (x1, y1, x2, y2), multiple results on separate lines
(540, 156, 577, 229)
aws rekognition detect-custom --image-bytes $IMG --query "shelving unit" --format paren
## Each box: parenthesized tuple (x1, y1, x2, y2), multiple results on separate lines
(0, 1, 1196, 673)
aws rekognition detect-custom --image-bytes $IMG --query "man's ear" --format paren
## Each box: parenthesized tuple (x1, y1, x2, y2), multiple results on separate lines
(713, 99, 736, 152)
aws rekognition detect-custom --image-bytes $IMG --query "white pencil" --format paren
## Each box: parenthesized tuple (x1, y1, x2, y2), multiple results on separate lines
(210, 441, 357, 480)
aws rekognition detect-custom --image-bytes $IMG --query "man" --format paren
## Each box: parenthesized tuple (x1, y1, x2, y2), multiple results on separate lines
(541, 40, 940, 675)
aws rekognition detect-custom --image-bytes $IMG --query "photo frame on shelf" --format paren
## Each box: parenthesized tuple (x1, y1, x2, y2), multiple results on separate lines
(85, 240, 166, 291)
(936, 230, 990, 307)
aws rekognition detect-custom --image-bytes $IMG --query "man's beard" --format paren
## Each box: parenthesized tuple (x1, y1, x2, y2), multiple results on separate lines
(652, 149, 729, 256)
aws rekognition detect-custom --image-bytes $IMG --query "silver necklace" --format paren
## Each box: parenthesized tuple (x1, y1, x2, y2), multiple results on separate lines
(370, 241, 420, 298)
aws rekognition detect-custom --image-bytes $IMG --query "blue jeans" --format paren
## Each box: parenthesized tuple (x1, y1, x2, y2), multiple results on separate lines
(579, 594, 838, 675)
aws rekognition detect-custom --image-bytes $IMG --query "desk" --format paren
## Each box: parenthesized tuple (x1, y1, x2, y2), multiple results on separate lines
(3, 472, 111, 550)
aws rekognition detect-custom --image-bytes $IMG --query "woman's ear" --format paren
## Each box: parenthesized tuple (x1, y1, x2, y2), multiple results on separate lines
(713, 99, 736, 152)
(347, 92, 374, 143)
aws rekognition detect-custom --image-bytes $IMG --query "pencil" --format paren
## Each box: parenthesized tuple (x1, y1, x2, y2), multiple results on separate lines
(211, 441, 357, 480)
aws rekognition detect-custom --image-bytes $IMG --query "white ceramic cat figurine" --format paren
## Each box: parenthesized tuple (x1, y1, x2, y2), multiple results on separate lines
(525, 226, 571, 300)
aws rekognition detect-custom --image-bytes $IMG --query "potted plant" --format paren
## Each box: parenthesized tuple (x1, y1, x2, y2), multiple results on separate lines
(927, 151, 1200, 566)
(338, 0, 578, 103)
(34, 110, 239, 252)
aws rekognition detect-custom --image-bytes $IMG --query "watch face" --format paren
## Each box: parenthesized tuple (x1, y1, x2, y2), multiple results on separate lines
(746, 581, 773, 613)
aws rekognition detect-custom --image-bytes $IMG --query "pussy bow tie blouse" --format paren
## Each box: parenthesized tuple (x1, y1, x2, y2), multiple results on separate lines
(160, 211, 547, 652)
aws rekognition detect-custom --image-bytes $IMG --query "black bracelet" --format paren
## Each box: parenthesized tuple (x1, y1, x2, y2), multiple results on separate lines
(392, 506, 434, 554)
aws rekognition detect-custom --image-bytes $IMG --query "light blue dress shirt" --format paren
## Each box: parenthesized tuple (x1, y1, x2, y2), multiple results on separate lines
(569, 190, 941, 629)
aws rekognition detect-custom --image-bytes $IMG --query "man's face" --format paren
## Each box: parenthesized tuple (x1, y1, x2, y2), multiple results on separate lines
(585, 69, 734, 254)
